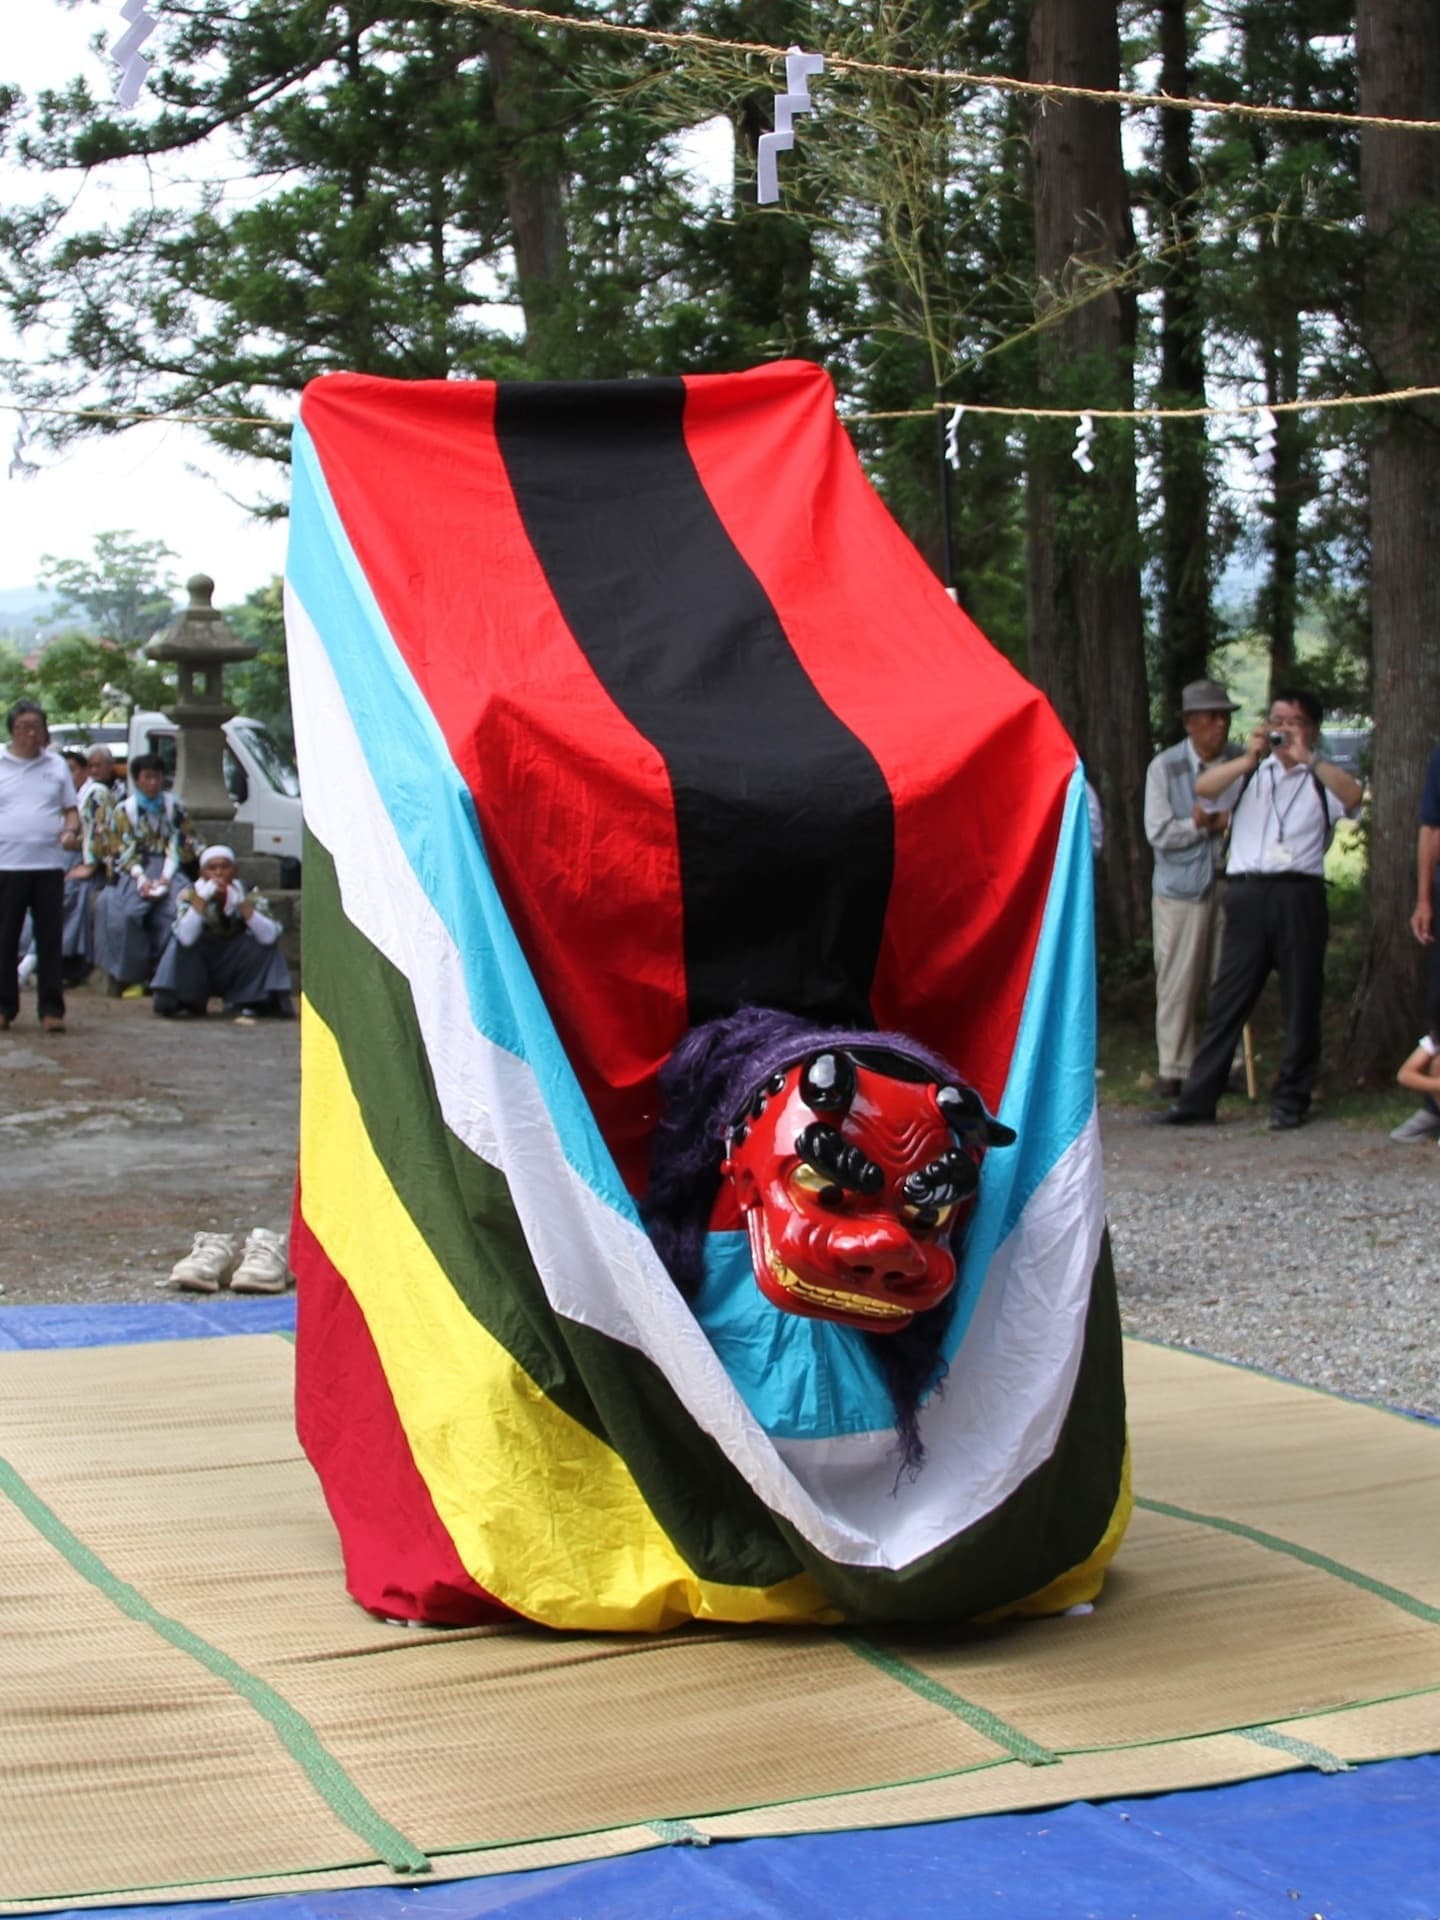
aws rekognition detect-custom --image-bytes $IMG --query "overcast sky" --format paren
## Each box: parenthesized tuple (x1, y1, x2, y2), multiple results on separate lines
(3, 2, 290, 600)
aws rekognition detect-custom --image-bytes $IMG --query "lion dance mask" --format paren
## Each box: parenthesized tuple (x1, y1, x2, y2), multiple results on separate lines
(723, 1044, 1012, 1333)
(644, 1007, 1014, 1466)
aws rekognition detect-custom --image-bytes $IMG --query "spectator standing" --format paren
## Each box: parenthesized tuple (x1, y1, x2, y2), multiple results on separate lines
(92, 754, 195, 994)
(1150, 689, 1363, 1131)
(60, 748, 125, 984)
(0, 700, 80, 1034)
(1393, 743, 1440, 1142)
(1143, 678, 1244, 1098)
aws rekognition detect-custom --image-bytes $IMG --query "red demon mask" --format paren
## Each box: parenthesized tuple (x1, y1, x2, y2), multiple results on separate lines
(720, 1048, 1013, 1334)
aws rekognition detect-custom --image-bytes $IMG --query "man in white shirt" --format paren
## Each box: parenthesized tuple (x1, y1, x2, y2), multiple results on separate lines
(0, 701, 81, 1033)
(1143, 678, 1244, 1097)
(1150, 688, 1363, 1131)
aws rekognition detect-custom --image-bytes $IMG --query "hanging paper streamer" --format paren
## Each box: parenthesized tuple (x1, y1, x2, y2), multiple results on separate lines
(1253, 406, 1278, 476)
(111, 0, 157, 109)
(945, 405, 965, 473)
(8, 415, 39, 482)
(756, 49, 825, 204)
(1072, 412, 1096, 475)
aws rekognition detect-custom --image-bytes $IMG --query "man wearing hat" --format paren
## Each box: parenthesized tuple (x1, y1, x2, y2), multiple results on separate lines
(1143, 678, 1244, 1097)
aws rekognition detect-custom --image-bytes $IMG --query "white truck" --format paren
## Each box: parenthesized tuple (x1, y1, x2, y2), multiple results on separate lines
(48, 711, 301, 878)
(128, 711, 303, 882)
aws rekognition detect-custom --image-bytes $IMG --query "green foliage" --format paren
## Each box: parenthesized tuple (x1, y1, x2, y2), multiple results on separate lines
(226, 578, 292, 750)
(0, 644, 30, 713)
(17, 532, 181, 720)
(39, 531, 178, 650)
(26, 631, 173, 722)
(0, 0, 1394, 725)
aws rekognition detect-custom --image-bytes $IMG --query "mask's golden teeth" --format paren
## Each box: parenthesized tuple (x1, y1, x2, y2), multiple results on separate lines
(766, 1247, 911, 1320)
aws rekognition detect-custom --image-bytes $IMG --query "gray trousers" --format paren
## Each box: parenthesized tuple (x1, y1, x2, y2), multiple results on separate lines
(1152, 889, 1225, 1081)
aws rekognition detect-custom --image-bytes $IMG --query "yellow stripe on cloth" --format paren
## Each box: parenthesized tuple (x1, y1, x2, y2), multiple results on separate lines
(978, 1442, 1134, 1622)
(299, 997, 834, 1631)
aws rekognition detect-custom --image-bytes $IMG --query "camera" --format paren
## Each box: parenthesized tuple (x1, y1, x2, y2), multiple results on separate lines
(1267, 729, 1286, 748)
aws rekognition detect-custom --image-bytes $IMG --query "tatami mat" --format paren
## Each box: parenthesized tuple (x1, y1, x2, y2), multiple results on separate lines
(2, 1336, 1437, 1912)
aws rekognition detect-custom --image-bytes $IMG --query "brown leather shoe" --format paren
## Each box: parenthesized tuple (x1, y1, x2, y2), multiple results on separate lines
(41, 1016, 66, 1034)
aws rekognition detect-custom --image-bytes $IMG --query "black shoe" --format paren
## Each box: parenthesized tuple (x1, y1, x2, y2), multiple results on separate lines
(1152, 1076, 1183, 1099)
(1267, 1109, 1306, 1131)
(1146, 1105, 1216, 1127)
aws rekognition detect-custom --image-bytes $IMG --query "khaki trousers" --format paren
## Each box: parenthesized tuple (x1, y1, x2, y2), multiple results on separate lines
(1152, 888, 1225, 1082)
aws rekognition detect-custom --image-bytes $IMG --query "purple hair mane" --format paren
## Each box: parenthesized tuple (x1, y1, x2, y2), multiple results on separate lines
(642, 1006, 996, 1475)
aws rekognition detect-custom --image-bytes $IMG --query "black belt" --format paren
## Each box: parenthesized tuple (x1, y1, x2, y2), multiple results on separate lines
(1226, 871, 1325, 886)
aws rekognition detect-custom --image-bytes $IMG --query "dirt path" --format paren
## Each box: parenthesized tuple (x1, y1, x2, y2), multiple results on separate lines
(0, 984, 298, 1304)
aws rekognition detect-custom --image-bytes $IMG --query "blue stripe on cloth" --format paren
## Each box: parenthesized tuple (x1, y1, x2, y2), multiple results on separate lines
(286, 424, 638, 1225)
(944, 765, 1097, 1360)
(689, 769, 1096, 1437)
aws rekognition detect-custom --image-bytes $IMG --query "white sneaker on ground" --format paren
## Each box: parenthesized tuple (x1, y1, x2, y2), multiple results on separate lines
(230, 1227, 290, 1294)
(1388, 1109, 1440, 1143)
(167, 1231, 241, 1293)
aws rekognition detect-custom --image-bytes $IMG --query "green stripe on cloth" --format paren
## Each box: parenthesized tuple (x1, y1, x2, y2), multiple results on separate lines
(1236, 1725, 1352, 1774)
(0, 1455, 431, 1876)
(301, 830, 800, 1596)
(775, 1235, 1128, 1623)
(1136, 1497, 1440, 1627)
(845, 1636, 1059, 1766)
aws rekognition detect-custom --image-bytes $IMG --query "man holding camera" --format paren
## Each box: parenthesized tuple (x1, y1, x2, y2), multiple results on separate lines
(1151, 689, 1362, 1131)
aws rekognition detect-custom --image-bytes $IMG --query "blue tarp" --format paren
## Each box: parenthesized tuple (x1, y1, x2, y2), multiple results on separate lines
(28, 1760, 1440, 1920)
(0, 1297, 296, 1349)
(5, 1304, 1435, 1920)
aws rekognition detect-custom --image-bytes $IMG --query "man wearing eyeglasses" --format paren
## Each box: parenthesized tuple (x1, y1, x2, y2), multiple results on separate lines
(0, 701, 82, 1034)
(1150, 689, 1363, 1132)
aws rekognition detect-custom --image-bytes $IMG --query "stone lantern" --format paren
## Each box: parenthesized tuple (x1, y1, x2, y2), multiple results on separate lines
(145, 573, 256, 824)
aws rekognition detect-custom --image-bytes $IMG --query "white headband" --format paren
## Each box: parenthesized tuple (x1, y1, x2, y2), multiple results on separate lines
(199, 845, 236, 867)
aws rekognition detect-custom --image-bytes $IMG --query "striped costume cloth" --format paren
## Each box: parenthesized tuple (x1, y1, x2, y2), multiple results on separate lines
(287, 359, 1129, 1632)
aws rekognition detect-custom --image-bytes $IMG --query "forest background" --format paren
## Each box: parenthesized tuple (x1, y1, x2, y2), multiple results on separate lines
(1, 0, 1436, 1083)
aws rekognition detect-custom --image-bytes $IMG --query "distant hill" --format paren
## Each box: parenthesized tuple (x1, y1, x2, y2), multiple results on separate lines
(0, 587, 55, 618)
(0, 587, 57, 633)
(0, 587, 57, 641)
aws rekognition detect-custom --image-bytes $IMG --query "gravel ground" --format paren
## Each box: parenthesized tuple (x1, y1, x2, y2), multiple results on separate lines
(2, 985, 1434, 1420)
(1105, 1104, 1439, 1418)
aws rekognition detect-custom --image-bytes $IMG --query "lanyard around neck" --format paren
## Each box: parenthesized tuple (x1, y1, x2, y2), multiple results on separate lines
(1267, 762, 1311, 844)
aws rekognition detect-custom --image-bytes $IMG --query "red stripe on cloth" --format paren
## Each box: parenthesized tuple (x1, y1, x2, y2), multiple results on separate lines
(680, 362, 1071, 1110)
(298, 375, 688, 1193)
(291, 1194, 511, 1627)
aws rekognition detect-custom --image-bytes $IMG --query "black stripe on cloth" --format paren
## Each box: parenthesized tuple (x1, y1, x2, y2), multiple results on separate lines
(492, 377, 895, 1029)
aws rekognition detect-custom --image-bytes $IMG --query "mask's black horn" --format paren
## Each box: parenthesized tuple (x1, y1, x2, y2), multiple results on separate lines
(937, 1082, 1016, 1148)
(800, 1050, 856, 1114)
